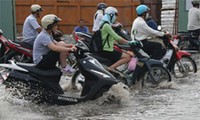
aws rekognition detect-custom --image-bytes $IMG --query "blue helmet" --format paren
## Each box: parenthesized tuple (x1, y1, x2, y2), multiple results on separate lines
(136, 5, 150, 15)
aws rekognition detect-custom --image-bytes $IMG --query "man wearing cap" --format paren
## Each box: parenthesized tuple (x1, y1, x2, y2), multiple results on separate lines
(22, 4, 43, 49)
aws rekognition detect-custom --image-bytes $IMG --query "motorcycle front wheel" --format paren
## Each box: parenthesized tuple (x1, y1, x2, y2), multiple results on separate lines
(71, 70, 85, 90)
(172, 56, 197, 78)
(71, 63, 128, 89)
(4, 51, 32, 63)
(141, 65, 172, 88)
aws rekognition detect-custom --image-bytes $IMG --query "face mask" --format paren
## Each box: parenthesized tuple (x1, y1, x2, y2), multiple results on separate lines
(145, 13, 149, 19)
(111, 15, 117, 24)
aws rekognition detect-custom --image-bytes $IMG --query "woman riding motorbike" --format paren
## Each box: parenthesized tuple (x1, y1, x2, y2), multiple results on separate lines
(97, 7, 135, 71)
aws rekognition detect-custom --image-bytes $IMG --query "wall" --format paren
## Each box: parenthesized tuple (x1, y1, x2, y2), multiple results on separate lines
(0, 0, 16, 40)
(141, 0, 162, 25)
(15, 0, 140, 34)
(161, 0, 178, 35)
(178, 0, 188, 32)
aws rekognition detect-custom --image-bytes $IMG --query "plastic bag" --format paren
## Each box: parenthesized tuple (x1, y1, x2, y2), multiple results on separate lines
(128, 57, 137, 71)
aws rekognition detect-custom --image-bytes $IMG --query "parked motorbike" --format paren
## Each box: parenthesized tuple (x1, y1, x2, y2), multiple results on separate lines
(160, 34, 197, 78)
(0, 40, 120, 105)
(0, 29, 32, 63)
(177, 31, 200, 53)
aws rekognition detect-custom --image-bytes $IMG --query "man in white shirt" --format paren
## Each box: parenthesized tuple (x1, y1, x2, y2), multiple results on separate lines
(187, 0, 200, 49)
(92, 3, 107, 32)
(22, 4, 43, 49)
(188, 0, 200, 32)
(131, 4, 165, 60)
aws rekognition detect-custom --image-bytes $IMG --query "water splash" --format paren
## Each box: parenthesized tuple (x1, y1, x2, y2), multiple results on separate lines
(99, 82, 131, 105)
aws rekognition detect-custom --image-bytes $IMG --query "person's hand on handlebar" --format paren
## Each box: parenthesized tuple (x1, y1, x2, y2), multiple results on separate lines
(70, 45, 77, 52)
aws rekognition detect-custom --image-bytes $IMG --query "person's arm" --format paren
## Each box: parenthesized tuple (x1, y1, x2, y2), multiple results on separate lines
(36, 27, 42, 33)
(73, 26, 78, 32)
(140, 21, 164, 37)
(30, 18, 42, 33)
(53, 40, 74, 48)
(85, 26, 89, 33)
(104, 24, 128, 44)
(197, 9, 200, 20)
(48, 42, 72, 52)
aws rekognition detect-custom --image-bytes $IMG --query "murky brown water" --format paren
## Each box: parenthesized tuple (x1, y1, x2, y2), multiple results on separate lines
(0, 54, 199, 120)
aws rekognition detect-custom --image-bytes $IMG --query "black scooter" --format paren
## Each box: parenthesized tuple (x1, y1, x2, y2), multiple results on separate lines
(0, 40, 118, 105)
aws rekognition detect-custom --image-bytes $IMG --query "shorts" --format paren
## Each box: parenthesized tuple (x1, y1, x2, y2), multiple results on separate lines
(98, 50, 122, 63)
(36, 51, 59, 70)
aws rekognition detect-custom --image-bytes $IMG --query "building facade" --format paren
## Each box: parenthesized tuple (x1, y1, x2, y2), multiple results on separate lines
(15, 0, 141, 34)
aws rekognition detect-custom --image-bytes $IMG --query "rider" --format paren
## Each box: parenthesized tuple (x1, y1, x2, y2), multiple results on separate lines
(131, 4, 166, 60)
(92, 2, 107, 32)
(22, 4, 43, 49)
(33, 14, 76, 74)
(187, 0, 200, 49)
(98, 7, 133, 71)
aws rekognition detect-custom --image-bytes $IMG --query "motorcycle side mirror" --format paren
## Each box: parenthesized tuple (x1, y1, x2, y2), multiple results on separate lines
(157, 25, 162, 31)
(0, 29, 3, 35)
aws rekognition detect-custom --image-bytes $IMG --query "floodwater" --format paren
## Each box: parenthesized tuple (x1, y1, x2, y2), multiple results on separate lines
(0, 54, 199, 120)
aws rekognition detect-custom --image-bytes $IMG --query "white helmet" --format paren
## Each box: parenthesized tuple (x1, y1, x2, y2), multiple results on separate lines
(104, 7, 118, 23)
(105, 7, 118, 16)
(31, 4, 43, 12)
(192, 0, 200, 5)
(41, 14, 62, 29)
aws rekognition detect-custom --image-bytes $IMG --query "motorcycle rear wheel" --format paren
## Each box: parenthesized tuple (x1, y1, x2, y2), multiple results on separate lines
(141, 65, 172, 88)
(172, 56, 197, 78)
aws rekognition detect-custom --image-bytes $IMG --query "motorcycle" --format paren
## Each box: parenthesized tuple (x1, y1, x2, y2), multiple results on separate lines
(0, 29, 32, 63)
(71, 36, 172, 88)
(160, 34, 197, 78)
(177, 31, 200, 53)
(77, 25, 196, 80)
(0, 40, 120, 105)
(0, 29, 75, 65)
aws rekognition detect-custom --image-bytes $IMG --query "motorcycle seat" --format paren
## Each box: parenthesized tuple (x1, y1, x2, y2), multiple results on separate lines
(18, 64, 62, 77)
(90, 53, 113, 66)
(13, 39, 22, 44)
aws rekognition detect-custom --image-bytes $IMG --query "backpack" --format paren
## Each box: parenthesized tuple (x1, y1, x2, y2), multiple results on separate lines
(90, 23, 110, 53)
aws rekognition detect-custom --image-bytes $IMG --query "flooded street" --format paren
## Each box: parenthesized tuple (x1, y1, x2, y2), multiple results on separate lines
(0, 53, 199, 120)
